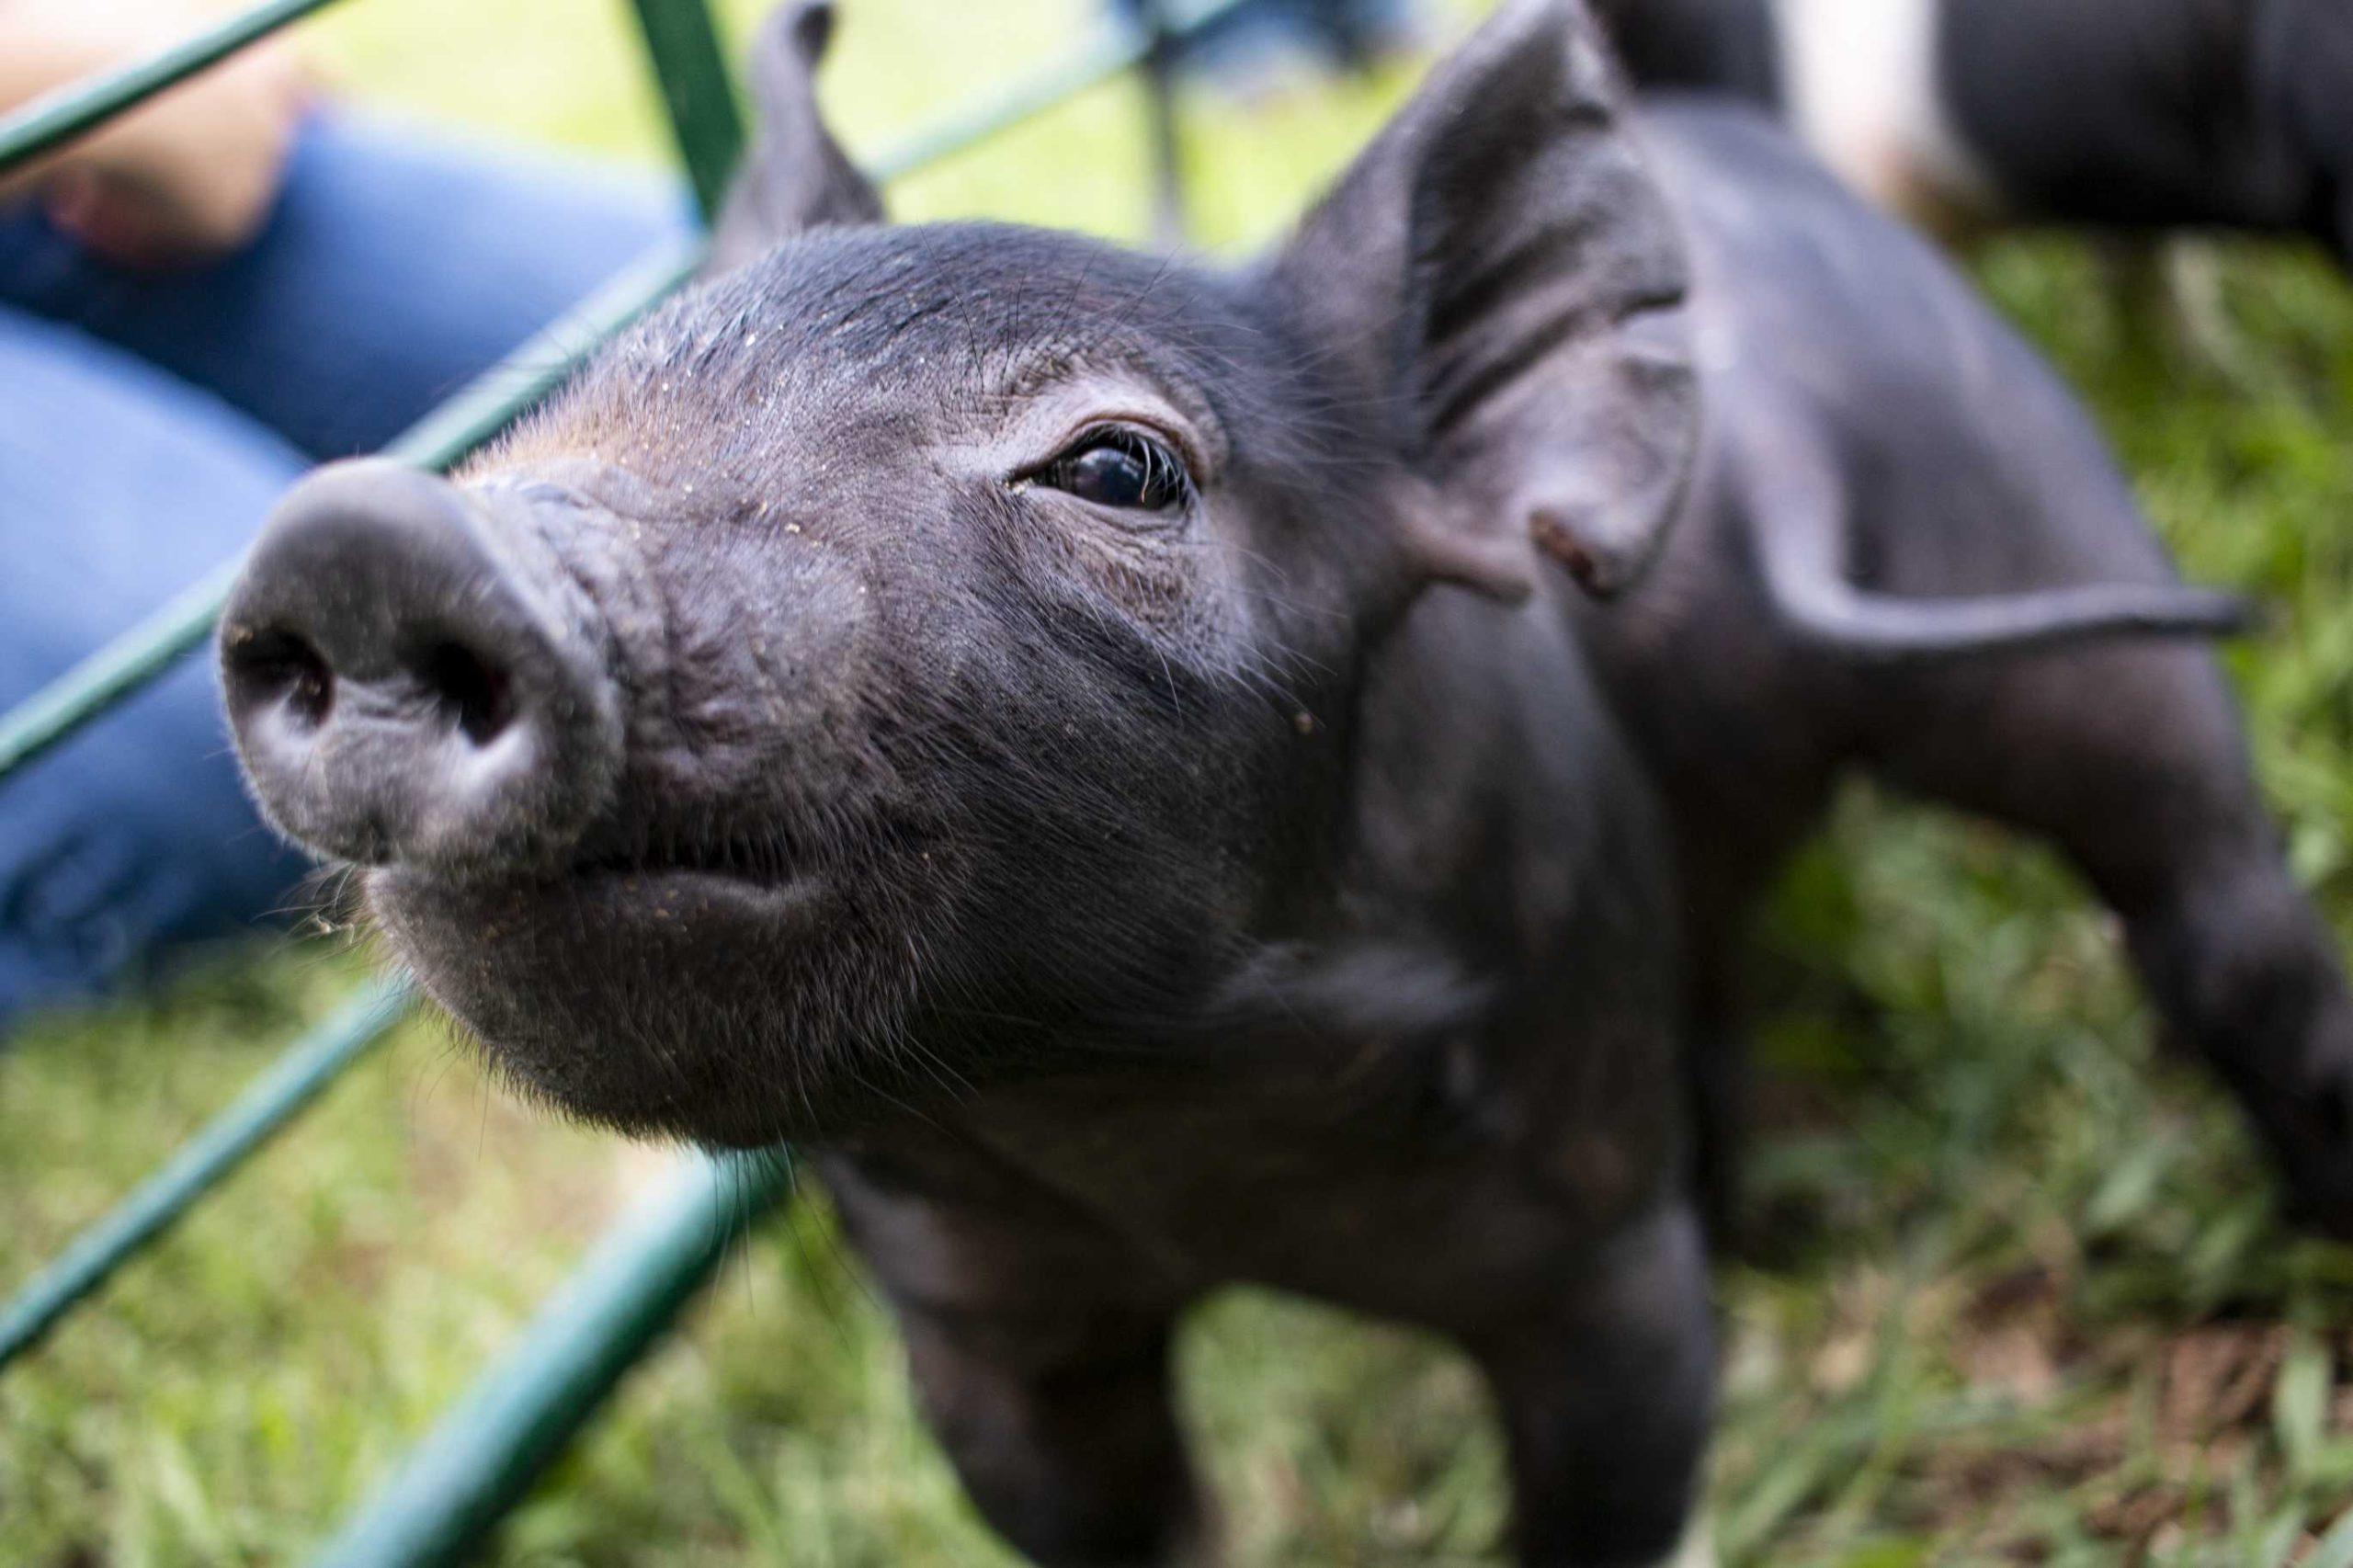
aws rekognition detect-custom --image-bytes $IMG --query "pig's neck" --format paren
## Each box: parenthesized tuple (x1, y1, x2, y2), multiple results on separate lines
(840, 587, 1688, 1311)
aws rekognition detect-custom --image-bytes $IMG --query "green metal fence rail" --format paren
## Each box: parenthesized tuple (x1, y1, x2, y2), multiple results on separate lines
(0, 0, 349, 170)
(311, 1150, 793, 1568)
(0, 0, 1219, 1558)
(0, 978, 415, 1369)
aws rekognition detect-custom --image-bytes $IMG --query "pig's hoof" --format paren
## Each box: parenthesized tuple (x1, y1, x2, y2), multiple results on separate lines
(2269, 1069, 2353, 1244)
(2279, 1162, 2353, 1245)
(1657, 1511, 1718, 1568)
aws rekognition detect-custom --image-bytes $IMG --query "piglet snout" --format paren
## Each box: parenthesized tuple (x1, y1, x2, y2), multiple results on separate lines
(219, 458, 623, 876)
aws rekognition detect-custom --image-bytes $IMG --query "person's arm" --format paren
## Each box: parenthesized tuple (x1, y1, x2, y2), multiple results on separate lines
(0, 1, 309, 267)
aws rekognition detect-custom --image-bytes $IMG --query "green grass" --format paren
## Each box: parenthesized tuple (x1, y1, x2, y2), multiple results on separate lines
(6, 1, 2353, 1562)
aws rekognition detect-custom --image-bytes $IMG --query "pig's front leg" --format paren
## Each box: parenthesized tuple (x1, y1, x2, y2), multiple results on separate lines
(895, 1300, 1207, 1567)
(824, 1153, 1208, 1566)
(1473, 1202, 1716, 1568)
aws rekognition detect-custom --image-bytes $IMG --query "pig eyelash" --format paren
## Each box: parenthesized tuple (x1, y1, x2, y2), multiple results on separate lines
(1017, 424, 1196, 517)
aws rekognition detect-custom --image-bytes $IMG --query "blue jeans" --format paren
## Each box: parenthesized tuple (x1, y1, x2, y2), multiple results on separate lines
(0, 111, 686, 1030)
(1118, 0, 1418, 72)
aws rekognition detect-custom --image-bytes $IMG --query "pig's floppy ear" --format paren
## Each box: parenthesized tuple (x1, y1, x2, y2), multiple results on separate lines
(1270, 0, 1697, 599)
(705, 0, 884, 276)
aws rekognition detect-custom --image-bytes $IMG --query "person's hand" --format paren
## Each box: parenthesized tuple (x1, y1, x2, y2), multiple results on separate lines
(1, 4, 311, 268)
(41, 39, 309, 267)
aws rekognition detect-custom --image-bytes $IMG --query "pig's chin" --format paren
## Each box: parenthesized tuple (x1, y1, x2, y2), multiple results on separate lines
(366, 861, 926, 1148)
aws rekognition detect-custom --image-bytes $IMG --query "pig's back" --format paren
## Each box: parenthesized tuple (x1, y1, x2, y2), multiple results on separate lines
(1640, 95, 2032, 433)
(1631, 96, 2180, 597)
(1592, 0, 1780, 104)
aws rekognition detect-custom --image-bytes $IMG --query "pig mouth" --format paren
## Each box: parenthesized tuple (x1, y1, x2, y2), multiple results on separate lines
(565, 840, 824, 905)
(360, 811, 951, 1149)
(376, 827, 831, 931)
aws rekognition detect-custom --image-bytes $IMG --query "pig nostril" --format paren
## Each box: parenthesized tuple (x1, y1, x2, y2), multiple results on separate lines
(231, 629, 335, 732)
(221, 459, 630, 873)
(415, 641, 513, 745)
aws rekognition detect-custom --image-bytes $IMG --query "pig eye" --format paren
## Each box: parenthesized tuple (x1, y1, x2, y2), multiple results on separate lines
(1038, 428, 1190, 513)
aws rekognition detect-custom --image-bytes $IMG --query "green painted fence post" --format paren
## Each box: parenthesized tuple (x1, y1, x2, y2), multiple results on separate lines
(625, 0, 747, 221)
